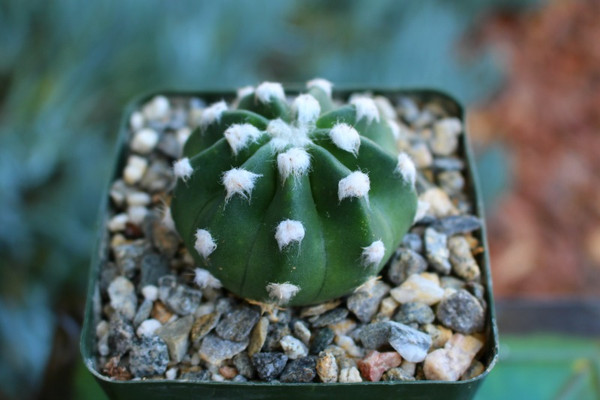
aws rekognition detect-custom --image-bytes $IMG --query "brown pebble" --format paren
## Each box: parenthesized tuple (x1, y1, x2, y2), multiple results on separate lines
(219, 366, 238, 379)
(151, 301, 174, 324)
(102, 356, 133, 381)
(124, 222, 144, 239)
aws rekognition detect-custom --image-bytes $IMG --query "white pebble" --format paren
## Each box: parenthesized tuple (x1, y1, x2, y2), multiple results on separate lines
(329, 123, 360, 156)
(194, 229, 217, 259)
(96, 320, 109, 338)
(126, 191, 151, 207)
(129, 111, 145, 131)
(127, 205, 148, 225)
(338, 171, 370, 202)
(108, 276, 137, 320)
(136, 319, 162, 337)
(131, 128, 159, 154)
(280, 335, 308, 359)
(143, 96, 170, 121)
(176, 127, 192, 147)
(335, 335, 363, 358)
(141, 285, 158, 302)
(108, 213, 129, 232)
(165, 368, 178, 380)
(275, 220, 305, 250)
(123, 155, 148, 185)
(339, 366, 362, 382)
(390, 273, 445, 306)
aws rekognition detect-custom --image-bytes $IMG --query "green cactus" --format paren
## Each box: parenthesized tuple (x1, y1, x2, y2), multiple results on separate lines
(170, 79, 417, 306)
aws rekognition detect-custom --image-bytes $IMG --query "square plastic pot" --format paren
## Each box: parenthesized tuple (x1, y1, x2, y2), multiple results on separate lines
(81, 87, 499, 400)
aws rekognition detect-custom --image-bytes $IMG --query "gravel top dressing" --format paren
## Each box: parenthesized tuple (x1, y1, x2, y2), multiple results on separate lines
(92, 84, 491, 385)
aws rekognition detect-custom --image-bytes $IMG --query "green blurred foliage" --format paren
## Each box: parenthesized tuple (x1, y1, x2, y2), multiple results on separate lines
(0, 0, 539, 398)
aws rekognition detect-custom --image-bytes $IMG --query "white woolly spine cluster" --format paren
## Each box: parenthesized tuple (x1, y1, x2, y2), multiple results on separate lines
(255, 81, 285, 103)
(292, 94, 321, 126)
(201, 101, 228, 128)
(277, 147, 311, 183)
(267, 119, 311, 151)
(193, 268, 222, 290)
(173, 157, 193, 181)
(275, 219, 305, 250)
(351, 97, 380, 124)
(338, 171, 370, 202)
(329, 123, 360, 156)
(194, 229, 217, 259)
(395, 152, 416, 187)
(361, 240, 385, 267)
(236, 85, 255, 100)
(387, 119, 401, 139)
(224, 123, 262, 155)
(222, 168, 262, 202)
(306, 78, 333, 97)
(266, 282, 301, 304)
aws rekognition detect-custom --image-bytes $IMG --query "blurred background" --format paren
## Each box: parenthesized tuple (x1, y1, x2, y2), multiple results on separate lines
(1, 0, 598, 399)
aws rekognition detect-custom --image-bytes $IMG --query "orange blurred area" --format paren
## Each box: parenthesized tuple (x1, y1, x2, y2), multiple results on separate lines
(468, 0, 600, 297)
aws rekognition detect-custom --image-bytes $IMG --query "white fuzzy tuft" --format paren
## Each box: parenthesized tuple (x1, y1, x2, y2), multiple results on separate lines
(292, 94, 321, 125)
(277, 147, 311, 183)
(193, 268, 222, 289)
(236, 85, 254, 99)
(201, 101, 228, 128)
(275, 219, 305, 250)
(329, 123, 360, 156)
(361, 240, 385, 267)
(338, 171, 370, 202)
(387, 119, 401, 139)
(173, 157, 193, 181)
(395, 152, 416, 186)
(194, 229, 217, 259)
(255, 81, 285, 103)
(222, 168, 262, 202)
(351, 97, 380, 124)
(224, 123, 262, 155)
(307, 78, 333, 97)
(266, 282, 301, 304)
(268, 119, 311, 151)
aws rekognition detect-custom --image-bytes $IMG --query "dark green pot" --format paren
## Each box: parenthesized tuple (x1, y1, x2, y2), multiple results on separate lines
(81, 87, 499, 400)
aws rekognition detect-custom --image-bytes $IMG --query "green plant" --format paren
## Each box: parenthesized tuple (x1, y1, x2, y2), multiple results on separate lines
(170, 80, 417, 306)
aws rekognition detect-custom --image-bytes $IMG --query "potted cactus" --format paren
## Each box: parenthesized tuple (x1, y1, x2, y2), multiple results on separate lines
(81, 79, 497, 400)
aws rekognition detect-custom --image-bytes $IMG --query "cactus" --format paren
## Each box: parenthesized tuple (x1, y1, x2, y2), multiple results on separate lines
(170, 79, 417, 306)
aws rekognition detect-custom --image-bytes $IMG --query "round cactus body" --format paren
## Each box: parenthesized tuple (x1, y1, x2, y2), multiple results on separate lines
(171, 80, 417, 306)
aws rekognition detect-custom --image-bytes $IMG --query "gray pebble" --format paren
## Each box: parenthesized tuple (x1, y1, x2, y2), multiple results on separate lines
(232, 375, 248, 382)
(440, 276, 466, 291)
(436, 289, 485, 334)
(394, 302, 435, 325)
(310, 308, 349, 328)
(466, 282, 486, 309)
(359, 321, 431, 362)
(397, 97, 420, 124)
(99, 261, 119, 295)
(215, 297, 236, 314)
(401, 233, 423, 253)
(179, 368, 211, 381)
(430, 215, 482, 237)
(144, 213, 180, 258)
(233, 352, 256, 379)
(133, 299, 153, 327)
(216, 306, 260, 342)
(251, 352, 288, 381)
(157, 315, 194, 363)
(432, 157, 465, 171)
(198, 333, 248, 365)
(347, 281, 390, 323)
(113, 240, 150, 278)
(129, 336, 169, 377)
(157, 134, 181, 159)
(263, 322, 290, 352)
(424, 227, 451, 275)
(158, 275, 202, 316)
(383, 367, 416, 381)
(437, 170, 465, 196)
(139, 159, 173, 193)
(387, 249, 428, 286)
(139, 253, 169, 291)
(309, 328, 335, 355)
(280, 356, 317, 383)
(292, 320, 312, 345)
(108, 313, 135, 355)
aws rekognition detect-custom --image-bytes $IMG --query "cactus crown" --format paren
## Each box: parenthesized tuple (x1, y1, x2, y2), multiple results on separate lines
(171, 80, 417, 306)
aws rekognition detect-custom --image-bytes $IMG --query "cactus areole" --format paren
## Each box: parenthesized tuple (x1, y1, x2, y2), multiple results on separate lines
(170, 80, 417, 306)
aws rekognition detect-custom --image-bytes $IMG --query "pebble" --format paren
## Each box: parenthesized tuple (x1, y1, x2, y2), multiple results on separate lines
(347, 281, 390, 323)
(430, 215, 482, 236)
(466, 282, 487, 308)
(436, 289, 485, 334)
(358, 350, 402, 382)
(144, 213, 180, 258)
(233, 352, 256, 379)
(216, 306, 260, 342)
(316, 351, 338, 383)
(129, 111, 145, 131)
(448, 236, 481, 281)
(397, 97, 420, 124)
(300, 300, 341, 318)
(390, 273, 445, 305)
(419, 188, 458, 218)
(139, 159, 173, 192)
(280, 335, 309, 360)
(136, 319, 162, 338)
(422, 324, 453, 349)
(151, 301, 174, 324)
(232, 375, 248, 382)
(219, 365, 238, 380)
(440, 276, 466, 291)
(107, 277, 137, 320)
(129, 336, 170, 377)
(127, 205, 148, 225)
(113, 240, 150, 279)
(165, 367, 178, 380)
(393, 302, 435, 325)
(359, 321, 431, 362)
(406, 141, 433, 168)
(108, 213, 129, 232)
(252, 352, 288, 381)
(157, 133, 182, 159)
(123, 155, 148, 185)
(190, 311, 220, 347)
(329, 318, 357, 336)
(96, 320, 110, 356)
(425, 227, 451, 275)
(382, 367, 415, 381)
(198, 333, 248, 365)
(248, 317, 269, 356)
(309, 328, 335, 355)
(378, 296, 399, 318)
(280, 357, 317, 383)
(157, 315, 194, 363)
(263, 322, 291, 352)
(437, 170, 465, 196)
(179, 367, 211, 381)
(461, 360, 485, 380)
(131, 128, 159, 154)
(387, 248, 427, 286)
(432, 156, 465, 171)
(292, 320, 312, 345)
(141, 285, 159, 302)
(158, 275, 202, 316)
(401, 233, 423, 253)
(400, 359, 417, 376)
(339, 367, 362, 383)
(334, 334, 363, 358)
(143, 96, 170, 121)
(423, 333, 483, 381)
(431, 117, 461, 156)
(133, 299, 153, 326)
